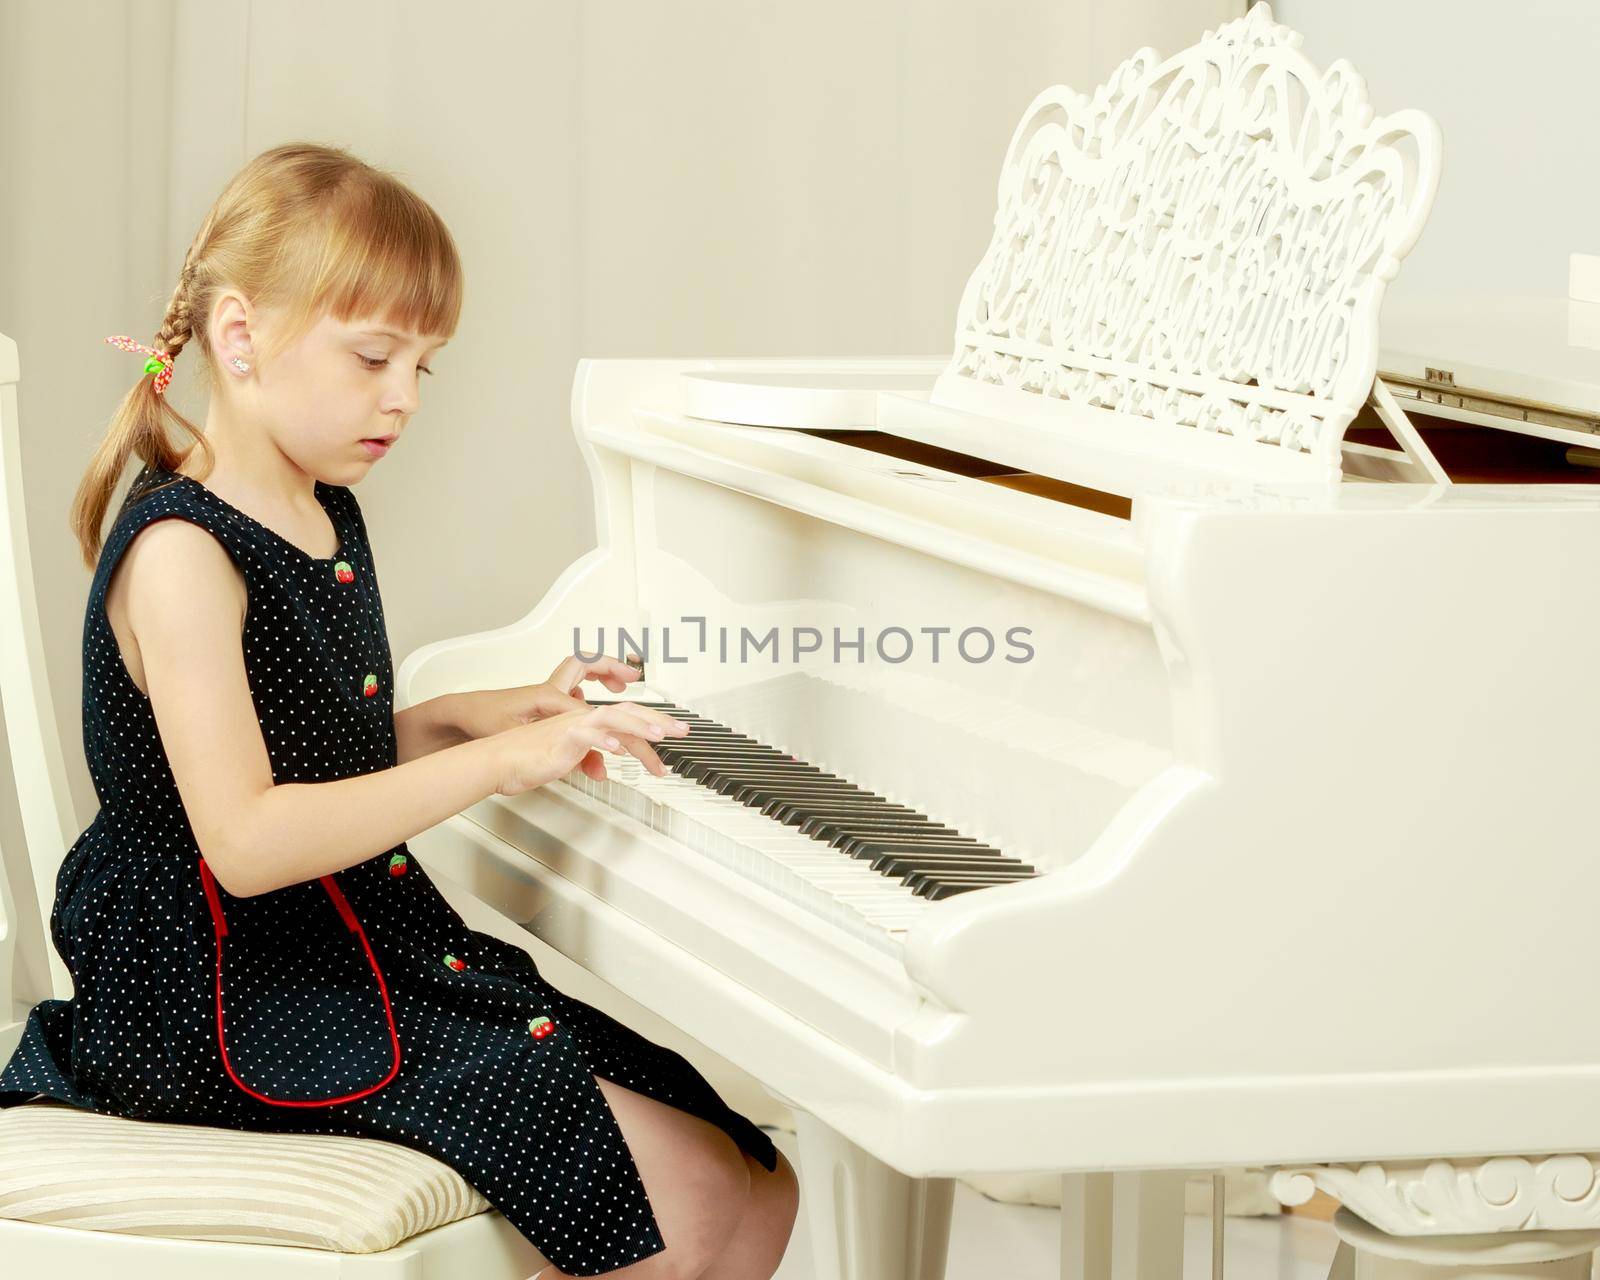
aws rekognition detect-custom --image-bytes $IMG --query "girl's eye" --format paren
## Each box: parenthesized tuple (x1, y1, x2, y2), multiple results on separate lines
(359, 354, 433, 375)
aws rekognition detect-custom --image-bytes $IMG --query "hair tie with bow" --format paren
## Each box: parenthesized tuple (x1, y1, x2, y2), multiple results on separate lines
(104, 335, 176, 396)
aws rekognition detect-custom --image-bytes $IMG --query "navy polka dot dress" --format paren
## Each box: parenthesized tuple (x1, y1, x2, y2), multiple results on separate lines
(0, 462, 778, 1276)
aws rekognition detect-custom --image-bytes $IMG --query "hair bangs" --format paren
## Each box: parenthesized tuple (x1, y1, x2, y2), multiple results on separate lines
(270, 185, 462, 359)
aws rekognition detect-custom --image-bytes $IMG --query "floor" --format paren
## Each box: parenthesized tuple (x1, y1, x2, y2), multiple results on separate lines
(762, 1127, 1341, 1280)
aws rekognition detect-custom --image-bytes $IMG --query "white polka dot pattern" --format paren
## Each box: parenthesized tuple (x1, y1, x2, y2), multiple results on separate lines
(0, 464, 777, 1276)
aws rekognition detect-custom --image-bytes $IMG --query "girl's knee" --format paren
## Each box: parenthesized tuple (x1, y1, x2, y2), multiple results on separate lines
(754, 1151, 800, 1248)
(688, 1131, 753, 1229)
(661, 1130, 752, 1276)
(775, 1151, 800, 1222)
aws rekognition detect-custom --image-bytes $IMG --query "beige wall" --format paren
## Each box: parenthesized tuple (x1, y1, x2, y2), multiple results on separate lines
(0, 1, 1236, 986)
(1277, 0, 1600, 300)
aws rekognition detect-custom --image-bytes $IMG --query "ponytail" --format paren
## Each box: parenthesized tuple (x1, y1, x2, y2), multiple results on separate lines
(71, 249, 215, 568)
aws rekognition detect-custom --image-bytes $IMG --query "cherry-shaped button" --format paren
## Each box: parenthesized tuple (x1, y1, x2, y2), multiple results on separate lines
(443, 953, 466, 972)
(362, 673, 378, 697)
(334, 560, 355, 584)
(528, 1016, 556, 1040)
(388, 853, 408, 876)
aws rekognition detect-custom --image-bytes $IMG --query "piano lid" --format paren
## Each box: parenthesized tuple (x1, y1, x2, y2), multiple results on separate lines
(1377, 286, 1600, 441)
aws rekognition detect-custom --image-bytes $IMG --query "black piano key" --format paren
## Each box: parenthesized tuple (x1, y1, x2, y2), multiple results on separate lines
(664, 751, 823, 769)
(747, 786, 886, 811)
(821, 827, 972, 851)
(759, 787, 906, 804)
(655, 728, 772, 743)
(741, 789, 885, 813)
(662, 746, 806, 765)
(795, 812, 947, 832)
(921, 876, 1036, 899)
(669, 728, 767, 737)
(799, 815, 965, 840)
(711, 776, 857, 802)
(906, 867, 1035, 893)
(683, 764, 819, 785)
(832, 832, 979, 851)
(671, 757, 830, 778)
(680, 761, 831, 787)
(921, 883, 1043, 902)
(894, 860, 1027, 883)
(661, 752, 792, 772)
(767, 800, 919, 823)
(772, 794, 910, 807)
(873, 852, 1023, 875)
(702, 764, 854, 780)
(661, 740, 789, 756)
(717, 777, 866, 800)
(739, 779, 883, 799)
(816, 824, 970, 846)
(841, 835, 989, 858)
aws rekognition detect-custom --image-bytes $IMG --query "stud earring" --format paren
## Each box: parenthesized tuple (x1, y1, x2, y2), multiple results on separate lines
(230, 357, 249, 374)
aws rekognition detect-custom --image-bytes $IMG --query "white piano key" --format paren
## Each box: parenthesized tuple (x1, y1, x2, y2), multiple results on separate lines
(559, 751, 945, 949)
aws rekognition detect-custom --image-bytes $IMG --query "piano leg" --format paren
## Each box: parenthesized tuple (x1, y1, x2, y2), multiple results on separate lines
(789, 1107, 954, 1280)
(1062, 1171, 1186, 1280)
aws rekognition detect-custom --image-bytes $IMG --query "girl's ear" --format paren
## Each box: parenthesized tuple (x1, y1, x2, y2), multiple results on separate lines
(211, 289, 259, 367)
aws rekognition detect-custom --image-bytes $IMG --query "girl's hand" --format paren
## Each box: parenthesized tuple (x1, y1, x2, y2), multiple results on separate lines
(454, 655, 646, 740)
(540, 653, 645, 705)
(488, 701, 690, 796)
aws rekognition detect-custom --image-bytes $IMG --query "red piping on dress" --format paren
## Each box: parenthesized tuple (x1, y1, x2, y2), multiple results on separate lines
(198, 856, 402, 1107)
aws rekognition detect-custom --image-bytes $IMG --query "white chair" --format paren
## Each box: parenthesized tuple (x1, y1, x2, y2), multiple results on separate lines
(0, 330, 550, 1277)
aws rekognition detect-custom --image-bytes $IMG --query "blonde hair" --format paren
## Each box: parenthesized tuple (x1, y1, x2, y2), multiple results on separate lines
(71, 141, 463, 568)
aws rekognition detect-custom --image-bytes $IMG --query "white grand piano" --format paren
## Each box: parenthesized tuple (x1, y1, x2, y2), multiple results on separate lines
(399, 7, 1600, 1278)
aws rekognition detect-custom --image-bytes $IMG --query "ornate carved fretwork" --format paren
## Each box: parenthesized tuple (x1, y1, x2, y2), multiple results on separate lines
(1270, 1156, 1600, 1236)
(934, 2, 1441, 473)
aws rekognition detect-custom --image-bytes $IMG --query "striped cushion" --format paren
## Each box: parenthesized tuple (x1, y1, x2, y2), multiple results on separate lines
(0, 1100, 491, 1252)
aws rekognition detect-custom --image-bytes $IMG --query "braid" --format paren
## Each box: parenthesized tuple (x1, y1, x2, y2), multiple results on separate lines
(153, 263, 197, 360)
(156, 205, 215, 360)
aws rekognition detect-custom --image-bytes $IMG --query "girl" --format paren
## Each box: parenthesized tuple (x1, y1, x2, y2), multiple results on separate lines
(0, 141, 797, 1280)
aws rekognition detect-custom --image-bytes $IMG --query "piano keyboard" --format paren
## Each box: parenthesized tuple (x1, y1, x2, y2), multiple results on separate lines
(560, 700, 1039, 951)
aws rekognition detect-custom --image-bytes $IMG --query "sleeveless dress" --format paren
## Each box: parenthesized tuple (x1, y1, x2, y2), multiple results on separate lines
(0, 462, 777, 1277)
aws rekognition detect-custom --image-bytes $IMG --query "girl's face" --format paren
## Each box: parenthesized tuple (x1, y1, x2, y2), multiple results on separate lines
(214, 295, 448, 485)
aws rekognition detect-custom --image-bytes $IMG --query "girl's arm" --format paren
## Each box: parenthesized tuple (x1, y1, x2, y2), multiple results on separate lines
(239, 736, 500, 896)
(394, 694, 468, 764)
(125, 519, 504, 899)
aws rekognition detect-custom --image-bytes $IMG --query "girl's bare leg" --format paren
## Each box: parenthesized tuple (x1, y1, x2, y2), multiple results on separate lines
(697, 1148, 800, 1280)
(533, 1074, 754, 1280)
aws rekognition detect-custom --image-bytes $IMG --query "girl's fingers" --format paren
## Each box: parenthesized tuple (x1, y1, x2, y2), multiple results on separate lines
(540, 683, 589, 716)
(565, 711, 672, 777)
(591, 703, 687, 742)
(588, 657, 643, 694)
(616, 732, 668, 776)
(555, 655, 644, 698)
(557, 725, 614, 780)
(548, 656, 583, 695)
(565, 722, 616, 754)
